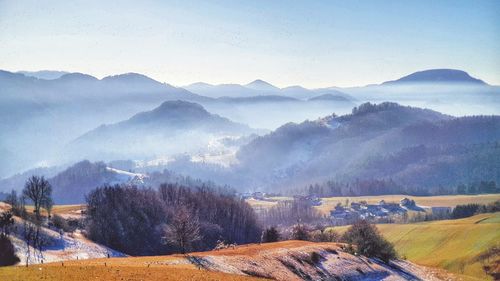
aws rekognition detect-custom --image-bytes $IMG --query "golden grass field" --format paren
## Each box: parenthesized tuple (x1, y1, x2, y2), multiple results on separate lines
(332, 212, 500, 281)
(0, 265, 263, 281)
(247, 194, 500, 215)
(23, 204, 84, 217)
(0, 240, 456, 281)
(0, 241, 329, 281)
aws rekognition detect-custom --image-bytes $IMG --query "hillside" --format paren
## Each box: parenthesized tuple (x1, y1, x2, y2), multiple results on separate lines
(234, 102, 500, 193)
(382, 69, 486, 85)
(68, 100, 256, 164)
(0, 241, 455, 281)
(0, 70, 206, 179)
(332, 212, 500, 281)
(0, 203, 125, 265)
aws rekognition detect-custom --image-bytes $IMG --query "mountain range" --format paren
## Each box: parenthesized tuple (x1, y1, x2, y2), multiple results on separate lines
(1, 101, 499, 202)
(0, 67, 499, 181)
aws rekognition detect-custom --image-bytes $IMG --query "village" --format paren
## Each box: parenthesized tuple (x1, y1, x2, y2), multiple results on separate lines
(241, 192, 455, 225)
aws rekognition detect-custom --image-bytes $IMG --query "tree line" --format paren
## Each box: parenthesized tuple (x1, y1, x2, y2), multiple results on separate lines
(304, 179, 500, 197)
(85, 183, 261, 255)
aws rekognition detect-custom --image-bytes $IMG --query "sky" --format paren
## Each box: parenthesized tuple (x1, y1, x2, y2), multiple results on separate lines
(0, 0, 499, 87)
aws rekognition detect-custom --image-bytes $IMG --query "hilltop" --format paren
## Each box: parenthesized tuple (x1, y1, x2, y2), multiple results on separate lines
(382, 69, 486, 85)
(0, 240, 454, 281)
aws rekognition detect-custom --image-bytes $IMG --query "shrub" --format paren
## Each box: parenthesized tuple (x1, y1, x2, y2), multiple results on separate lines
(51, 214, 78, 233)
(311, 228, 340, 242)
(341, 220, 397, 262)
(310, 251, 323, 264)
(0, 235, 20, 266)
(291, 223, 310, 241)
(261, 226, 280, 243)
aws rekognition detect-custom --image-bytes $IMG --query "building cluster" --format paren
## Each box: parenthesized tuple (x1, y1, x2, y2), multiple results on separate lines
(330, 199, 412, 225)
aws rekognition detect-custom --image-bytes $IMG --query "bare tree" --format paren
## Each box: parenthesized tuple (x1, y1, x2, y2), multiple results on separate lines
(22, 219, 37, 267)
(23, 176, 53, 220)
(163, 207, 201, 253)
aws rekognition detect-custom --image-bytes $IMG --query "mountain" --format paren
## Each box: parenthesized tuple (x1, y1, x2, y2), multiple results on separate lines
(234, 102, 500, 192)
(49, 160, 146, 204)
(68, 100, 257, 162)
(245, 79, 279, 92)
(184, 82, 262, 98)
(185, 81, 356, 101)
(216, 95, 299, 103)
(383, 69, 486, 85)
(0, 69, 207, 178)
(308, 93, 352, 102)
(17, 70, 69, 80)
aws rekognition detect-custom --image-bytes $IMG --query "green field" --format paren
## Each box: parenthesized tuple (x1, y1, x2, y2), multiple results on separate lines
(332, 212, 500, 280)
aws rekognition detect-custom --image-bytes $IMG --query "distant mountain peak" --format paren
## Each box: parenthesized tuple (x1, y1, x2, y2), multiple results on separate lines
(187, 82, 213, 88)
(127, 100, 211, 124)
(308, 93, 351, 102)
(155, 100, 207, 114)
(383, 69, 486, 85)
(58, 72, 98, 82)
(101, 72, 162, 84)
(17, 70, 69, 80)
(245, 79, 279, 91)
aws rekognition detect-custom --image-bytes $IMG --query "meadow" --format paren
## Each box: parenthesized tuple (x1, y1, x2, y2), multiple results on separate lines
(332, 212, 500, 281)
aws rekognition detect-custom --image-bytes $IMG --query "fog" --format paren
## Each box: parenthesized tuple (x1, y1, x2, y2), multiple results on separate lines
(1, 70, 499, 185)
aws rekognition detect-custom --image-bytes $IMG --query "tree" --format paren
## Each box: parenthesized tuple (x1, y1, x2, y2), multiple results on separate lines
(23, 176, 53, 220)
(342, 220, 397, 262)
(163, 207, 201, 253)
(261, 226, 280, 243)
(4, 190, 18, 207)
(0, 235, 20, 266)
(0, 211, 15, 236)
(291, 222, 310, 241)
(5, 190, 23, 216)
(311, 228, 340, 242)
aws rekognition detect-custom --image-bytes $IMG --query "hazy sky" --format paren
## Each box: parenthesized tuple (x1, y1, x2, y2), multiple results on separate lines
(0, 0, 499, 87)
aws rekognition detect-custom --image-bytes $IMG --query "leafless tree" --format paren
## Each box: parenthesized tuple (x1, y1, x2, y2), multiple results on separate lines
(23, 176, 53, 220)
(163, 207, 201, 253)
(22, 219, 37, 267)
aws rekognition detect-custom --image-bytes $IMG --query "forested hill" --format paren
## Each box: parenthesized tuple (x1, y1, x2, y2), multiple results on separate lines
(235, 102, 500, 194)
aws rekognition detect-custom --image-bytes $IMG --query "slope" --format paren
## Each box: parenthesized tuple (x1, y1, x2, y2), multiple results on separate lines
(0, 241, 455, 281)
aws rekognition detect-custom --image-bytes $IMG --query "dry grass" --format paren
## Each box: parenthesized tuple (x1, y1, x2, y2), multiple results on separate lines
(245, 194, 500, 215)
(316, 194, 500, 215)
(23, 204, 84, 216)
(0, 265, 263, 281)
(0, 241, 329, 281)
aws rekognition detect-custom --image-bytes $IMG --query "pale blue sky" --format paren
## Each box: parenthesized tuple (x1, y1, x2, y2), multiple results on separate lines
(0, 0, 499, 87)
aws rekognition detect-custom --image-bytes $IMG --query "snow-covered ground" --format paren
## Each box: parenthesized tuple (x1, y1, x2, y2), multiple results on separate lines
(106, 167, 147, 184)
(11, 229, 125, 265)
(1, 202, 125, 265)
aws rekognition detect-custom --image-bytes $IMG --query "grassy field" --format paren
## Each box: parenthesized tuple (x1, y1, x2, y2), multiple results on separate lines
(0, 254, 263, 281)
(0, 265, 263, 281)
(0, 241, 333, 281)
(332, 212, 500, 281)
(0, 241, 455, 281)
(246, 194, 500, 215)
